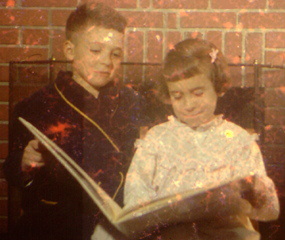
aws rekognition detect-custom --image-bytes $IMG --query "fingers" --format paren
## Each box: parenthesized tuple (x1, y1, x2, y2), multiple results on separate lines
(21, 139, 46, 172)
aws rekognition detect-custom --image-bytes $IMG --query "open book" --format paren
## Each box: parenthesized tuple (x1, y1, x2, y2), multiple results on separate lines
(19, 117, 254, 238)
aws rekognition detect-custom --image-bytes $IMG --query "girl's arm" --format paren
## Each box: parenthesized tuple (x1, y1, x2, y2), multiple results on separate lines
(243, 142, 280, 221)
(124, 138, 158, 208)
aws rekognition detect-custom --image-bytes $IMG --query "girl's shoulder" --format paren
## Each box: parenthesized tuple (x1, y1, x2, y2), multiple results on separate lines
(220, 119, 259, 143)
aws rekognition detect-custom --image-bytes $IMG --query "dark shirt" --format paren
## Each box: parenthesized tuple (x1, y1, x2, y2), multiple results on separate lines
(4, 71, 149, 240)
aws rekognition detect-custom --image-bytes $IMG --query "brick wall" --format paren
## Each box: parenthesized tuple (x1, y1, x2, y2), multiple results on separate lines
(0, 0, 285, 236)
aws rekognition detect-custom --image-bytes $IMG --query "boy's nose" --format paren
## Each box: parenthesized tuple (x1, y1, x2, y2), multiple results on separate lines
(100, 53, 112, 66)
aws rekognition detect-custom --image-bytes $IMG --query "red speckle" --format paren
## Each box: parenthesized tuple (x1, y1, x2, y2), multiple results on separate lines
(6, 0, 15, 7)
(46, 122, 75, 142)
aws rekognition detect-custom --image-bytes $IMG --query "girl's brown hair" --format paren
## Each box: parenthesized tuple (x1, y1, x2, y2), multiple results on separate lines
(159, 38, 231, 100)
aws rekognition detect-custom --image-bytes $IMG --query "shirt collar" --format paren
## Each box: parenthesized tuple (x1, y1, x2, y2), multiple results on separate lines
(169, 114, 224, 132)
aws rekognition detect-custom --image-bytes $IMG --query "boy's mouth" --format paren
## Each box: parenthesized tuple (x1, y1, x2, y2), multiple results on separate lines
(94, 71, 111, 76)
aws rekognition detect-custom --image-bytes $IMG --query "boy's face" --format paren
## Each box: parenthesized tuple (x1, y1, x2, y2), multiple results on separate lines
(64, 26, 124, 94)
(167, 74, 218, 129)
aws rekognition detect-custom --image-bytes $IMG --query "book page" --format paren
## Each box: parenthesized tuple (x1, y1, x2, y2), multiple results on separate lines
(115, 176, 252, 236)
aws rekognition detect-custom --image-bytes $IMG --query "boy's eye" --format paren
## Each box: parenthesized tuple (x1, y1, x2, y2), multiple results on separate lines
(90, 48, 101, 54)
(112, 50, 122, 58)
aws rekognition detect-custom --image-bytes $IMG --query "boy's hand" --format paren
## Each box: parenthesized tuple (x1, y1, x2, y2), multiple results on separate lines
(21, 139, 46, 173)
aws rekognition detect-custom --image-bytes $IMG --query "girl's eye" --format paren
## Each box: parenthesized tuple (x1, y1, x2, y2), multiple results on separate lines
(193, 90, 204, 96)
(90, 49, 101, 54)
(171, 92, 182, 100)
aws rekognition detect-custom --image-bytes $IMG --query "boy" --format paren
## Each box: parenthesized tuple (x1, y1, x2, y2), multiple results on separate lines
(4, 2, 148, 240)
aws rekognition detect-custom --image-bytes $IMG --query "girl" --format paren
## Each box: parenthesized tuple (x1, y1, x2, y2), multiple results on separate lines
(123, 38, 279, 240)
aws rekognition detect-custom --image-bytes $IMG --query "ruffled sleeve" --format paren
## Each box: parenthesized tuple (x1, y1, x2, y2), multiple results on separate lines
(124, 128, 160, 208)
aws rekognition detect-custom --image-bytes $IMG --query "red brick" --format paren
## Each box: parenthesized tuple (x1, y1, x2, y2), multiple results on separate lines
(0, 124, 8, 141)
(147, 31, 163, 63)
(1, 0, 17, 7)
(212, 0, 266, 9)
(243, 67, 255, 87)
(184, 31, 204, 40)
(139, 0, 151, 8)
(0, 86, 8, 102)
(265, 88, 285, 107)
(80, 0, 136, 8)
(153, 0, 208, 9)
(0, 199, 8, 216)
(181, 12, 236, 29)
(0, 142, 8, 159)
(165, 31, 182, 52)
(0, 218, 7, 233)
(52, 10, 73, 27)
(239, 12, 285, 29)
(22, 0, 77, 7)
(0, 105, 8, 121)
(51, 29, 66, 60)
(0, 179, 8, 197)
(225, 32, 242, 64)
(0, 47, 48, 63)
(269, 0, 285, 9)
(106, 0, 137, 8)
(167, 13, 177, 29)
(264, 125, 285, 145)
(0, 66, 9, 83)
(126, 30, 144, 62)
(266, 32, 285, 48)
(122, 11, 163, 28)
(0, 28, 19, 44)
(245, 33, 262, 63)
(0, 9, 48, 26)
(265, 108, 285, 125)
(228, 66, 242, 87)
(263, 69, 285, 88)
(206, 31, 222, 51)
(22, 29, 49, 46)
(265, 51, 285, 66)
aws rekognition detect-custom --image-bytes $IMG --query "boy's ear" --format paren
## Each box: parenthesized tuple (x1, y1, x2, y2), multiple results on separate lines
(63, 40, 75, 61)
(218, 92, 225, 97)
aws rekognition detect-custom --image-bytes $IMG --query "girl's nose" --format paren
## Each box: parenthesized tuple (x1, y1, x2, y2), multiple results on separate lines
(183, 97, 196, 112)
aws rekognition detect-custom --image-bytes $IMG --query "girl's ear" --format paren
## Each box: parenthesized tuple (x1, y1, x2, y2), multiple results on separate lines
(63, 40, 75, 61)
(163, 98, 172, 105)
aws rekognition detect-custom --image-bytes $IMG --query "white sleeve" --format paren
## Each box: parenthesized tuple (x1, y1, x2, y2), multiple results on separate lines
(123, 136, 158, 208)
(247, 142, 280, 221)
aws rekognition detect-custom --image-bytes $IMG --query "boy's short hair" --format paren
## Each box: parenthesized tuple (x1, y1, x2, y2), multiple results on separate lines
(159, 38, 231, 100)
(66, 1, 127, 41)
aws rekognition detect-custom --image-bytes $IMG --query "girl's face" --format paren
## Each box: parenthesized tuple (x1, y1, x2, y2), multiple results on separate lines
(167, 74, 219, 129)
